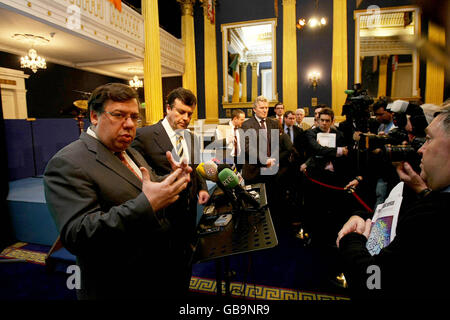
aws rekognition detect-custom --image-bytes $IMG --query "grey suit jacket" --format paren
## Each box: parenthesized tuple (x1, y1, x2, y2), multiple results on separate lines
(241, 116, 280, 183)
(44, 132, 172, 299)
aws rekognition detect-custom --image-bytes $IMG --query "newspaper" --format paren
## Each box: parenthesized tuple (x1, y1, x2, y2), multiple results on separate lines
(366, 182, 404, 256)
(316, 133, 336, 148)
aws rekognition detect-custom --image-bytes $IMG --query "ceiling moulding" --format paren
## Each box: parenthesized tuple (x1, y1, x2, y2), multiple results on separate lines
(0, 0, 144, 58)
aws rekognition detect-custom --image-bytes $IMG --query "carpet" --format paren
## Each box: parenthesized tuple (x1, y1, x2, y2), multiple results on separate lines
(189, 276, 349, 300)
(0, 242, 49, 265)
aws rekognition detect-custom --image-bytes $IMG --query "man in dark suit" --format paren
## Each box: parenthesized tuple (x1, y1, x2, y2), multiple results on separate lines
(241, 96, 279, 184)
(302, 107, 360, 244)
(280, 111, 306, 223)
(132, 87, 209, 294)
(44, 83, 191, 300)
(270, 102, 285, 127)
(283, 110, 305, 156)
(241, 96, 279, 212)
(337, 106, 450, 299)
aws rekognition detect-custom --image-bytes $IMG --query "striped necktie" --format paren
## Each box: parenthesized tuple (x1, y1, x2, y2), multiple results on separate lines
(116, 152, 142, 181)
(176, 134, 184, 159)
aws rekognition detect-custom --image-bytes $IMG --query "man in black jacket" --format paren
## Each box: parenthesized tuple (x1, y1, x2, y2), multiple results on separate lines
(131, 87, 209, 297)
(302, 108, 361, 244)
(337, 106, 450, 299)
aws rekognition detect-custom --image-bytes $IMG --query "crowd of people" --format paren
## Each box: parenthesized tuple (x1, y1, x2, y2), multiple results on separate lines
(43, 82, 450, 300)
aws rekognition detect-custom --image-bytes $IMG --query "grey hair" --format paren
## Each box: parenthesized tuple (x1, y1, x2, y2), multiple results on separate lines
(253, 95, 269, 107)
(434, 104, 450, 135)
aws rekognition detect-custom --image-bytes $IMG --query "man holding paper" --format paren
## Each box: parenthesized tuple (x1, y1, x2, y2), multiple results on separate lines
(302, 107, 360, 245)
(336, 106, 450, 299)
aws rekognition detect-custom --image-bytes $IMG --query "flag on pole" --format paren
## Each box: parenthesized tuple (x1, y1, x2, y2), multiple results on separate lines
(392, 55, 398, 72)
(229, 54, 240, 84)
(108, 0, 122, 12)
(207, 0, 215, 24)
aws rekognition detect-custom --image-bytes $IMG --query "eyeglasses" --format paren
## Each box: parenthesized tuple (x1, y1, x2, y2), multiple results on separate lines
(104, 111, 142, 124)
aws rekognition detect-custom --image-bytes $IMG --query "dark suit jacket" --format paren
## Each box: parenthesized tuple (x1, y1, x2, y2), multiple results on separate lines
(269, 115, 284, 127)
(284, 125, 306, 162)
(241, 116, 279, 183)
(339, 191, 450, 299)
(132, 121, 207, 245)
(44, 132, 174, 299)
(305, 126, 353, 181)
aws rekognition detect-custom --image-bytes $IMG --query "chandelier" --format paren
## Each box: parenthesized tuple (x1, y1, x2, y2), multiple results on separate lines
(21, 48, 47, 73)
(296, 0, 327, 30)
(12, 34, 49, 73)
(129, 75, 143, 89)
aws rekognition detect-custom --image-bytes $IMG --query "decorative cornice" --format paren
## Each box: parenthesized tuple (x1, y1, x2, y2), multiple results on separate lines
(282, 0, 296, 6)
(177, 0, 196, 16)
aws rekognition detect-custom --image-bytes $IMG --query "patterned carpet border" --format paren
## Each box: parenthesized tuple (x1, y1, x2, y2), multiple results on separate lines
(189, 276, 350, 301)
(1, 242, 350, 301)
(0, 242, 47, 265)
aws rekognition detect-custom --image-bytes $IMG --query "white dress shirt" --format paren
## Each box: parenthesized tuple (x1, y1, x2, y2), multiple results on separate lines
(161, 117, 189, 161)
(215, 120, 241, 157)
(87, 127, 142, 179)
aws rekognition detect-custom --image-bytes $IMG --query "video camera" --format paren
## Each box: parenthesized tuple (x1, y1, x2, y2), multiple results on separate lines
(358, 98, 427, 165)
(383, 137, 425, 163)
(342, 83, 374, 132)
(358, 128, 409, 151)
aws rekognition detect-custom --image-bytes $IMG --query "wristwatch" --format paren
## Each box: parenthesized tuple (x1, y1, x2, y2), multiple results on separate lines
(418, 188, 431, 199)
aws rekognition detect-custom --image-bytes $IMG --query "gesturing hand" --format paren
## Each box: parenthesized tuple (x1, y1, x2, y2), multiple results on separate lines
(166, 151, 192, 183)
(140, 167, 189, 212)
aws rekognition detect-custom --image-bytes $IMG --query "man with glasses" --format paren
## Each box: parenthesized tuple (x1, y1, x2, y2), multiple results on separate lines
(44, 83, 191, 300)
(337, 105, 450, 299)
(270, 102, 285, 126)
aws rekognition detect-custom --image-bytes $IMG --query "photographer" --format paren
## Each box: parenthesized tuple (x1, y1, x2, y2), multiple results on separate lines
(357, 98, 407, 208)
(336, 106, 450, 299)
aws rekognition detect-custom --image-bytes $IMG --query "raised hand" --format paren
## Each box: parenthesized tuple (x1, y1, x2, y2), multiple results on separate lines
(140, 167, 189, 212)
(166, 151, 192, 183)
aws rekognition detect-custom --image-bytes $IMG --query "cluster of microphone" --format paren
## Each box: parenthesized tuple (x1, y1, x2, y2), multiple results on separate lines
(196, 159, 260, 210)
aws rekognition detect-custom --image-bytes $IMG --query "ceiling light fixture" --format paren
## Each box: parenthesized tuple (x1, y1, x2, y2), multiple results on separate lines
(129, 75, 143, 89)
(296, 0, 327, 30)
(21, 48, 46, 73)
(13, 34, 49, 73)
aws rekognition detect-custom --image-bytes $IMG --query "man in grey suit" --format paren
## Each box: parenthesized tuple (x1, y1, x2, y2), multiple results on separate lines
(241, 95, 279, 184)
(241, 96, 279, 212)
(44, 83, 191, 300)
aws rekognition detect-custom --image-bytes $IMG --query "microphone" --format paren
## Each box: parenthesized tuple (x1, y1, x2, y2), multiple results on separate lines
(196, 162, 206, 178)
(203, 160, 219, 182)
(217, 163, 244, 185)
(218, 168, 260, 209)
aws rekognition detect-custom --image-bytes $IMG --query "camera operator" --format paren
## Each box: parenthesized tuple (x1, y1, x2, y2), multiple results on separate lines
(336, 106, 450, 299)
(357, 98, 406, 208)
(338, 84, 378, 148)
